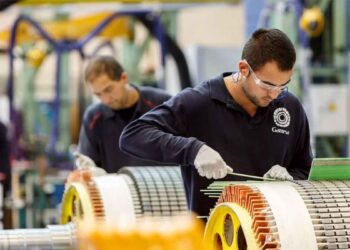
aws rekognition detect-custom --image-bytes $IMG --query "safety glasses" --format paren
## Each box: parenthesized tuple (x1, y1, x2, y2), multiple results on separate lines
(243, 59, 290, 94)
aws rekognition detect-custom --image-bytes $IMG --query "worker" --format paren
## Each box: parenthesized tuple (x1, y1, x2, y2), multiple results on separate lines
(120, 28, 312, 217)
(0, 121, 11, 194)
(77, 56, 171, 173)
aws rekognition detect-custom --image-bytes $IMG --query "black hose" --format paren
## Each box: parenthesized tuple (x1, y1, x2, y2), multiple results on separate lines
(136, 15, 192, 89)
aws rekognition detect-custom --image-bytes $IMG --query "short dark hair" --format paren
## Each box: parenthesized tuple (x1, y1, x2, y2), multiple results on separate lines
(241, 28, 296, 71)
(84, 56, 124, 83)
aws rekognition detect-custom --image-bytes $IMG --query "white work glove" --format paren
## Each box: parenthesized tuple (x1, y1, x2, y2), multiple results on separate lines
(263, 164, 293, 181)
(73, 152, 106, 176)
(194, 145, 233, 179)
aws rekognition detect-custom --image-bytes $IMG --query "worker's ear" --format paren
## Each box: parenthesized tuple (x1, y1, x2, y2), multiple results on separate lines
(238, 60, 249, 79)
(120, 72, 128, 83)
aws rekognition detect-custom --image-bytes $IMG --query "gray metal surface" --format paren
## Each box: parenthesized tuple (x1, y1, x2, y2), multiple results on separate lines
(118, 166, 188, 217)
(0, 223, 76, 250)
(293, 181, 350, 249)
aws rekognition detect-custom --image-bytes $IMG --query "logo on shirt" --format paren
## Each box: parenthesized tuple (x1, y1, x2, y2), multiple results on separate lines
(272, 107, 290, 135)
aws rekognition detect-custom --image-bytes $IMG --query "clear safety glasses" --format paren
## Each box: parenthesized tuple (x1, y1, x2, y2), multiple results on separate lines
(243, 59, 290, 93)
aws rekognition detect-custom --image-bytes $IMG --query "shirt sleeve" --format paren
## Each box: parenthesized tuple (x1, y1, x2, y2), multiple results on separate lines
(153, 89, 172, 104)
(120, 89, 204, 165)
(287, 109, 313, 180)
(143, 87, 172, 107)
(77, 122, 102, 167)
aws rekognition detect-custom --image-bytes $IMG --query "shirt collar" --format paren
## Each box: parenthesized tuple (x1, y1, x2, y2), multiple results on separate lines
(209, 72, 243, 110)
(209, 72, 277, 116)
(209, 72, 233, 104)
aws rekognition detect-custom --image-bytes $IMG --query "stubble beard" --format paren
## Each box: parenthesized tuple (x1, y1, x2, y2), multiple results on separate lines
(241, 83, 267, 108)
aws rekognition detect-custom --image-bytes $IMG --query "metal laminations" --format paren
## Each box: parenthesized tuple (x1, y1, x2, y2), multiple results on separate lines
(204, 181, 350, 250)
(118, 166, 188, 217)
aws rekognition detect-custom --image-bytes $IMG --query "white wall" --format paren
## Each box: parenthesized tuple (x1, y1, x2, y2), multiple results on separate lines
(177, 4, 245, 47)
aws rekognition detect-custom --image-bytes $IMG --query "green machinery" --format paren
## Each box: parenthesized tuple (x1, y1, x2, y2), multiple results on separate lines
(259, 0, 350, 158)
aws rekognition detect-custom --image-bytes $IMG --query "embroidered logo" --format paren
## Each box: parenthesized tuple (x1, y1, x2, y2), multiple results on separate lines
(272, 108, 290, 135)
(273, 108, 290, 128)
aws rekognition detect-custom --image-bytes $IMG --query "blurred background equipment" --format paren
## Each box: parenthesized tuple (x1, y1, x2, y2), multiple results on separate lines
(299, 6, 325, 37)
(10, 161, 67, 229)
(3, 3, 196, 173)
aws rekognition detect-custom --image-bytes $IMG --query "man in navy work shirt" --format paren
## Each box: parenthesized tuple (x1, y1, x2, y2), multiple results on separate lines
(120, 28, 312, 217)
(77, 56, 171, 173)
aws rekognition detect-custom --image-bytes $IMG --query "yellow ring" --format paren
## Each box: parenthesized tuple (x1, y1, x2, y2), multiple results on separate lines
(61, 183, 94, 225)
(204, 202, 259, 250)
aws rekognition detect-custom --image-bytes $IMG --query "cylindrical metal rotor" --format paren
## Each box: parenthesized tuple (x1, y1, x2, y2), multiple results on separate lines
(204, 180, 350, 250)
(0, 223, 76, 250)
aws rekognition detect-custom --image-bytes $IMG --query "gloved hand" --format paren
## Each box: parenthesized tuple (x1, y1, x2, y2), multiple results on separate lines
(263, 164, 293, 181)
(194, 145, 233, 179)
(73, 152, 106, 176)
(74, 152, 96, 169)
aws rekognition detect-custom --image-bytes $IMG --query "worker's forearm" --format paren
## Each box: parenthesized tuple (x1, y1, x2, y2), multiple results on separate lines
(120, 121, 204, 165)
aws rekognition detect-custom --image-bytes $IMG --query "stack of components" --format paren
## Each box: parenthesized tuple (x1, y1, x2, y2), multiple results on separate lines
(0, 166, 188, 250)
(203, 158, 350, 250)
(119, 167, 188, 217)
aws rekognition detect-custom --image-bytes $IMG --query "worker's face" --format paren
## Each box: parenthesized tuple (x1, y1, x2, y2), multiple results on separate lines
(239, 60, 292, 107)
(88, 73, 129, 110)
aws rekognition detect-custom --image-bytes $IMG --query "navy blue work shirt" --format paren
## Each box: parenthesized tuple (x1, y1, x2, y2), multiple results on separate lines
(120, 73, 313, 217)
(78, 84, 171, 173)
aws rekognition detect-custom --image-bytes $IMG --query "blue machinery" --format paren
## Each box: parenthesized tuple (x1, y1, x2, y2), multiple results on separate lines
(6, 9, 192, 160)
